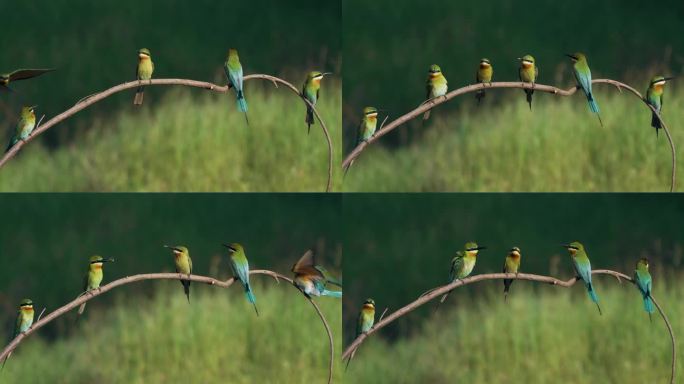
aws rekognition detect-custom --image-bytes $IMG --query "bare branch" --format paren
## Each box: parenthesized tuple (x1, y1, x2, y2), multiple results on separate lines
(342, 269, 675, 384)
(342, 79, 676, 192)
(0, 74, 334, 192)
(0, 268, 336, 384)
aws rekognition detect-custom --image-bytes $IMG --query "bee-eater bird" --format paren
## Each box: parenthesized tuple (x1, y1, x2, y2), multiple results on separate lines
(6, 105, 37, 153)
(165, 245, 193, 302)
(291, 250, 342, 298)
(224, 48, 249, 125)
(302, 71, 331, 134)
(77, 255, 115, 316)
(518, 55, 538, 110)
(0, 68, 55, 92)
(133, 48, 154, 106)
(345, 298, 375, 371)
(503, 247, 521, 301)
(423, 64, 448, 121)
(344, 107, 380, 178)
(566, 52, 602, 126)
(437, 242, 486, 308)
(2, 299, 34, 370)
(634, 258, 654, 322)
(475, 58, 493, 105)
(645, 75, 675, 137)
(563, 241, 601, 314)
(223, 243, 258, 316)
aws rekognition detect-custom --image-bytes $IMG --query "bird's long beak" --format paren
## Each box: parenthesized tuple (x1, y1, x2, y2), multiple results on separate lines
(561, 244, 571, 249)
(322, 72, 333, 76)
(473, 246, 487, 251)
(30, 105, 38, 110)
(163, 245, 179, 252)
(103, 258, 115, 263)
(516, 57, 522, 61)
(222, 243, 236, 251)
(565, 54, 576, 59)
(664, 76, 676, 81)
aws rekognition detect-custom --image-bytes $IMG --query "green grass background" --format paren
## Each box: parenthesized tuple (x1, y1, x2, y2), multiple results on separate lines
(0, 0, 340, 191)
(342, 0, 684, 191)
(343, 194, 684, 383)
(0, 194, 341, 382)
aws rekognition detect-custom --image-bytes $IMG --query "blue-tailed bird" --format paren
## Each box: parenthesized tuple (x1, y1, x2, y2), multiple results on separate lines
(437, 242, 486, 309)
(2, 299, 35, 370)
(563, 241, 602, 314)
(475, 58, 493, 105)
(78, 255, 115, 316)
(634, 258, 654, 322)
(134, 48, 154, 105)
(423, 64, 448, 120)
(164, 245, 193, 302)
(224, 48, 249, 125)
(291, 250, 342, 298)
(223, 243, 258, 316)
(518, 55, 538, 110)
(345, 298, 375, 371)
(645, 75, 675, 137)
(503, 247, 521, 301)
(566, 52, 602, 126)
(6, 105, 37, 153)
(302, 71, 332, 134)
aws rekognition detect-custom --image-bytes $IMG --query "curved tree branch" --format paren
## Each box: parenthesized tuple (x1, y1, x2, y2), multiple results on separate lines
(0, 74, 334, 192)
(0, 269, 336, 384)
(342, 269, 675, 384)
(342, 79, 676, 192)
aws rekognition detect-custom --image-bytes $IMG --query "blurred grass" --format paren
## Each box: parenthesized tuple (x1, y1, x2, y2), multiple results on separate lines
(345, 282, 683, 384)
(0, 84, 341, 191)
(0, 285, 342, 384)
(343, 89, 684, 191)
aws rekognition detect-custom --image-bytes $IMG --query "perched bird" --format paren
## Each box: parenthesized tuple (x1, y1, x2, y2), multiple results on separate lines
(223, 243, 258, 316)
(563, 242, 602, 314)
(634, 258, 654, 322)
(566, 52, 602, 126)
(6, 105, 37, 152)
(78, 255, 115, 316)
(164, 245, 193, 302)
(423, 64, 448, 121)
(345, 298, 376, 371)
(503, 247, 522, 301)
(645, 75, 674, 137)
(344, 107, 380, 178)
(0, 68, 55, 92)
(291, 250, 342, 298)
(2, 299, 35, 370)
(475, 58, 493, 105)
(302, 71, 331, 134)
(224, 48, 249, 124)
(133, 48, 154, 105)
(518, 55, 538, 110)
(437, 242, 486, 308)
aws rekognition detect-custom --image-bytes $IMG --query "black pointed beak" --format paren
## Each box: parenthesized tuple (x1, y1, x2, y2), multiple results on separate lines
(664, 76, 676, 81)
(103, 258, 115, 263)
(322, 72, 333, 76)
(222, 243, 236, 251)
(163, 245, 179, 252)
(565, 54, 576, 59)
(561, 244, 571, 249)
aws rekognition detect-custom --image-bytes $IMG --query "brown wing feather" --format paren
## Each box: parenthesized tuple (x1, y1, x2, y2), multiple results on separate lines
(9, 69, 55, 81)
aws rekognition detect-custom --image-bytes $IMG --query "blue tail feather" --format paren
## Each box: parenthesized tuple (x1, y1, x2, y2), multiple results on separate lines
(245, 284, 256, 304)
(643, 295, 654, 313)
(587, 94, 600, 114)
(587, 284, 599, 303)
(236, 90, 248, 112)
(322, 289, 342, 298)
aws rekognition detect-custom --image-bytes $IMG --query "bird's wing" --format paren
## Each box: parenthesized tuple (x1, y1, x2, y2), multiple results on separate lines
(9, 69, 55, 81)
(573, 258, 591, 283)
(575, 69, 592, 94)
(315, 265, 341, 287)
(188, 256, 193, 274)
(449, 255, 464, 282)
(534, 65, 538, 81)
(233, 259, 250, 285)
(292, 250, 315, 273)
(236, 66, 243, 90)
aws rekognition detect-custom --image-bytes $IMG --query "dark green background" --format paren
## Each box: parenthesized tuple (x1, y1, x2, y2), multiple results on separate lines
(0, 0, 340, 146)
(343, 193, 684, 341)
(342, 0, 684, 150)
(0, 193, 341, 338)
